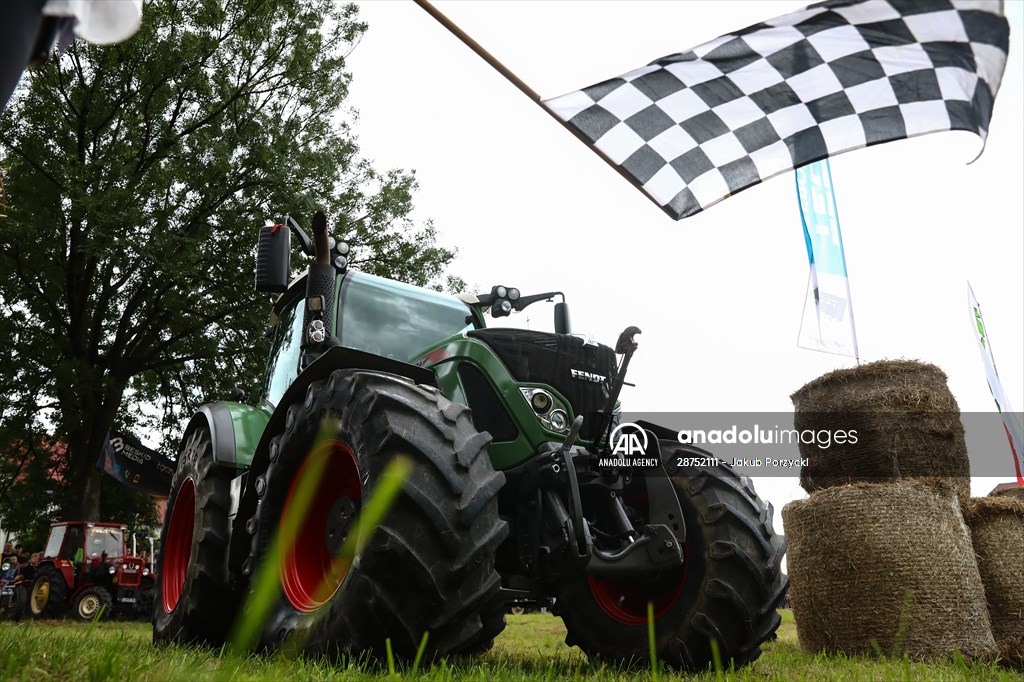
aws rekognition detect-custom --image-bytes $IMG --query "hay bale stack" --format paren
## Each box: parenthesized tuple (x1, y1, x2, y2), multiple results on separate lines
(790, 360, 970, 499)
(962, 496, 1024, 668)
(784, 482, 995, 660)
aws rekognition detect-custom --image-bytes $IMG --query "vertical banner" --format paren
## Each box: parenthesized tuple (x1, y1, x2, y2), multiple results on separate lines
(968, 283, 1024, 486)
(796, 159, 859, 360)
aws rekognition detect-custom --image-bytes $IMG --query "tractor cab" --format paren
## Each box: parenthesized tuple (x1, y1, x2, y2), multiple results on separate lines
(44, 521, 126, 561)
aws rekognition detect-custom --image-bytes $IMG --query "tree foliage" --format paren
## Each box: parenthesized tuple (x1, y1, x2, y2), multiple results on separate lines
(0, 0, 460, 520)
(0, 427, 64, 548)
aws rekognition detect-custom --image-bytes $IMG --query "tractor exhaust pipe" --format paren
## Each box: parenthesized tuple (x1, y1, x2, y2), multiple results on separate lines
(300, 211, 339, 368)
(592, 326, 641, 448)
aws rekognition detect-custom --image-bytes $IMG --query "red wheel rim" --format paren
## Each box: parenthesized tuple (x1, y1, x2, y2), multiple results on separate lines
(279, 439, 361, 612)
(162, 477, 196, 613)
(587, 546, 688, 626)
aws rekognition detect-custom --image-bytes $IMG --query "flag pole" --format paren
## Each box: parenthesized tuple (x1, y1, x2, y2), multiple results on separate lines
(413, 0, 542, 102)
(411, 0, 651, 201)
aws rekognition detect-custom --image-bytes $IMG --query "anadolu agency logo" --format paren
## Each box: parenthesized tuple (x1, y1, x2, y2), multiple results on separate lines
(601, 423, 660, 468)
(611, 422, 648, 456)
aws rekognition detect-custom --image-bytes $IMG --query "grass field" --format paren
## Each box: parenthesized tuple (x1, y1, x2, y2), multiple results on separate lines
(0, 610, 1019, 681)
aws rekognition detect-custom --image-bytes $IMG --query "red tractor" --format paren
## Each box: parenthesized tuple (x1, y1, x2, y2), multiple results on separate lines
(28, 521, 154, 621)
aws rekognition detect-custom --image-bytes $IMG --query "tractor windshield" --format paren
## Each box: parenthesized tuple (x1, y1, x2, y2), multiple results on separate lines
(338, 272, 473, 362)
(86, 527, 124, 558)
(43, 526, 66, 558)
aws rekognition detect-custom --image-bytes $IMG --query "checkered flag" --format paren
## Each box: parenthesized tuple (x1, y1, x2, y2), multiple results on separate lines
(543, 0, 1009, 220)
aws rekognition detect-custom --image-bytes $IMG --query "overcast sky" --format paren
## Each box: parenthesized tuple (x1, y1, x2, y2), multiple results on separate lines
(344, 1, 1024, 529)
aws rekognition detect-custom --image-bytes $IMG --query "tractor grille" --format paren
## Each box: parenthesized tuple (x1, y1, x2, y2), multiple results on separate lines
(117, 559, 143, 587)
(468, 329, 616, 442)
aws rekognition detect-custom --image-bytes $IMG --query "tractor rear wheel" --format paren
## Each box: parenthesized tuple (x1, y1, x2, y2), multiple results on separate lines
(152, 425, 239, 645)
(246, 369, 508, 660)
(29, 564, 68, 618)
(555, 442, 787, 671)
(73, 586, 112, 622)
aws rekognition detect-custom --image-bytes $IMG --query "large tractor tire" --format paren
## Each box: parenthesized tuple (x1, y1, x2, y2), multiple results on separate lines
(29, 564, 68, 618)
(246, 369, 507, 660)
(451, 599, 507, 655)
(72, 586, 112, 622)
(152, 425, 240, 645)
(555, 441, 787, 671)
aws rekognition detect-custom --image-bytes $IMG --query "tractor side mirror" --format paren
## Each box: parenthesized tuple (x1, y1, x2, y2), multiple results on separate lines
(255, 223, 291, 293)
(554, 302, 571, 335)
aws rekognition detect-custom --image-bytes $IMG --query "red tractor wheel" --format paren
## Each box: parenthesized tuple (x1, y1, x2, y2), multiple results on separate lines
(277, 438, 361, 613)
(245, 369, 507, 661)
(555, 444, 787, 671)
(586, 563, 688, 626)
(152, 425, 239, 645)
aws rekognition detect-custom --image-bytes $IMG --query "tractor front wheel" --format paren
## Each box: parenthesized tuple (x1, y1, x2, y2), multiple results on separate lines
(73, 586, 112, 622)
(152, 425, 239, 645)
(245, 369, 508, 660)
(555, 443, 787, 671)
(29, 564, 68, 618)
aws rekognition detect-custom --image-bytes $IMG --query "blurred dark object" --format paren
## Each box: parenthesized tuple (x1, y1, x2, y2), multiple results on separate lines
(1, 1, 52, 114)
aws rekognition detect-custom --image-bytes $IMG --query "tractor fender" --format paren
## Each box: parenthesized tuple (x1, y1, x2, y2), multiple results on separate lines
(186, 402, 270, 470)
(227, 345, 436, 575)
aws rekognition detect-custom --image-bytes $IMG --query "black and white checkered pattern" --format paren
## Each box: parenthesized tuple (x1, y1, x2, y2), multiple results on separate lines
(543, 0, 1009, 220)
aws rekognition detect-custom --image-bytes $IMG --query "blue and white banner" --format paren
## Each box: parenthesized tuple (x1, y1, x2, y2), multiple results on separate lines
(796, 159, 858, 359)
(968, 283, 1024, 486)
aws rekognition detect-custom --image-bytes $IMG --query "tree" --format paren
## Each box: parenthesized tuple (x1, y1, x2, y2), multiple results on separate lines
(0, 0, 461, 520)
(0, 426, 64, 548)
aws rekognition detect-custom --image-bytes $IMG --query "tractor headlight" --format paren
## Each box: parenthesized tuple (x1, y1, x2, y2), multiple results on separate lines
(520, 388, 572, 433)
(508, 288, 520, 301)
(530, 391, 552, 414)
(1, 562, 8, 571)
(143, 568, 149, 576)
(496, 286, 507, 298)
(109, 566, 116, 575)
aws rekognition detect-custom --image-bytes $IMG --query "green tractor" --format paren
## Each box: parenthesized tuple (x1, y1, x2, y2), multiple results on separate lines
(152, 212, 787, 670)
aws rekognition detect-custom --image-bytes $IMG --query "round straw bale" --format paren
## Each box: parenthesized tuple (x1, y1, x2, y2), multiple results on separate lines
(783, 482, 995, 661)
(790, 360, 969, 498)
(962, 496, 1024, 660)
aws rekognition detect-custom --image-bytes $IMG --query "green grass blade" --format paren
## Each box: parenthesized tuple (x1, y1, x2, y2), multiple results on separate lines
(229, 418, 343, 654)
(386, 637, 396, 678)
(411, 630, 429, 676)
(647, 601, 659, 682)
(710, 637, 724, 679)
